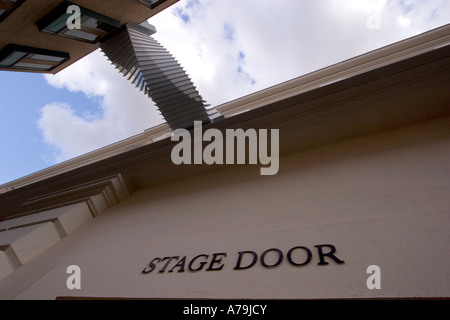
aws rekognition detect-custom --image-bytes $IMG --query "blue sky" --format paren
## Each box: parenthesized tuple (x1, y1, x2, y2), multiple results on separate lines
(1, 0, 449, 186)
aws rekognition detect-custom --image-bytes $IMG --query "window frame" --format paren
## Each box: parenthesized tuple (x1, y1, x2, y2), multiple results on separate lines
(0, 0, 26, 23)
(0, 44, 70, 72)
(137, 0, 168, 9)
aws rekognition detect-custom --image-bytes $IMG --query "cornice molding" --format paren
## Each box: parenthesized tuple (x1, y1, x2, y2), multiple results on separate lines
(9, 174, 131, 218)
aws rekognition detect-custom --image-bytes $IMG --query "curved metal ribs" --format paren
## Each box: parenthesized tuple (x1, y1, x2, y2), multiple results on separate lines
(100, 24, 222, 130)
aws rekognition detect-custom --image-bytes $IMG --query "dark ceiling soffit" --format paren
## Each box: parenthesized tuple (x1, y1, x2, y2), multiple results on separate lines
(0, 0, 26, 24)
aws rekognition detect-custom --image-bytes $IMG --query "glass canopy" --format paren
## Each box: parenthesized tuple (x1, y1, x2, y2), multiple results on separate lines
(36, 1, 121, 44)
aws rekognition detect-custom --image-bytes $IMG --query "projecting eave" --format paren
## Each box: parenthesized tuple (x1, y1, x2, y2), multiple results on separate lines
(0, 24, 449, 220)
(0, 0, 180, 74)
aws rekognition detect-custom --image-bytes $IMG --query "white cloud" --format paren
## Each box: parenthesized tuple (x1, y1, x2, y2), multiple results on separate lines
(39, 0, 450, 164)
(40, 50, 164, 163)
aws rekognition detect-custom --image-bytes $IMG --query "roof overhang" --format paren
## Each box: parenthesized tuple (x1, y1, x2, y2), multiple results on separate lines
(0, 0, 179, 74)
(0, 24, 449, 220)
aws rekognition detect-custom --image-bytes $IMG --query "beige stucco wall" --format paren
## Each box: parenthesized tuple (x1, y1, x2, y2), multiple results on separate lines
(1, 116, 449, 300)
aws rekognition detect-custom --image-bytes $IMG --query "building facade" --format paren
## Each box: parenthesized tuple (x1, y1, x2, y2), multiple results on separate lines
(0, 1, 449, 300)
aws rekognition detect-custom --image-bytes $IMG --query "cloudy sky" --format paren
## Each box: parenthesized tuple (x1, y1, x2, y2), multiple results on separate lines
(0, 0, 449, 185)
